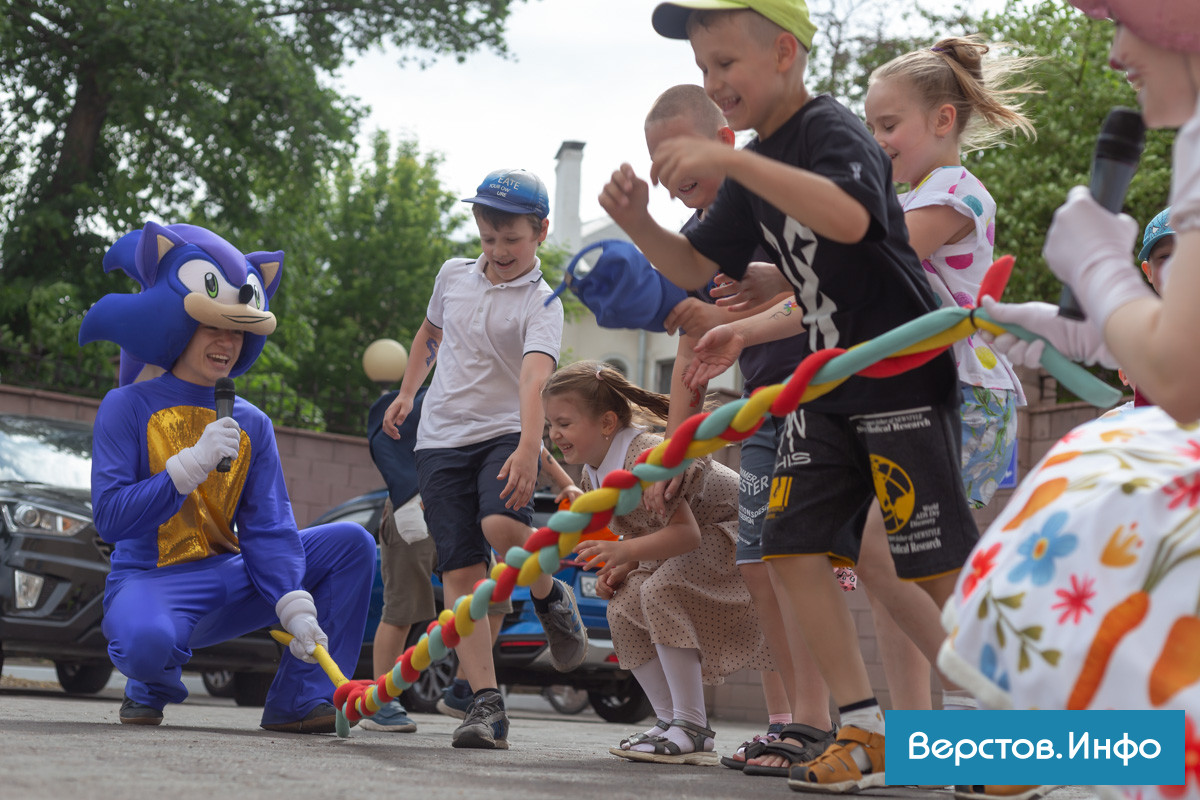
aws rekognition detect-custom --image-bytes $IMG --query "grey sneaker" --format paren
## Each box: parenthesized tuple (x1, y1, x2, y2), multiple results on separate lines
(533, 578, 588, 672)
(451, 690, 509, 750)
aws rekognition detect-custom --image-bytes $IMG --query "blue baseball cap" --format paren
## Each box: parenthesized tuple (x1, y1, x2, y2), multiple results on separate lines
(1139, 207, 1174, 261)
(546, 240, 687, 333)
(463, 168, 549, 219)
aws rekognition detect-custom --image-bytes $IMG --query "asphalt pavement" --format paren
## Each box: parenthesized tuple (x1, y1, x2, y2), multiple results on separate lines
(0, 662, 1098, 800)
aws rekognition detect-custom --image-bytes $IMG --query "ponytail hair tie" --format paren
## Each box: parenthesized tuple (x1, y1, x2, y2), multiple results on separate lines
(596, 367, 604, 380)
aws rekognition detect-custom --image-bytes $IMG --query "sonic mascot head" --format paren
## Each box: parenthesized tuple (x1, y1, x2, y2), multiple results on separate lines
(79, 222, 282, 386)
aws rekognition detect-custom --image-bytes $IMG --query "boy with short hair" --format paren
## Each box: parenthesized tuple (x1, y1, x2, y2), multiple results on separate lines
(382, 168, 585, 750)
(642, 83, 838, 767)
(600, 2, 977, 790)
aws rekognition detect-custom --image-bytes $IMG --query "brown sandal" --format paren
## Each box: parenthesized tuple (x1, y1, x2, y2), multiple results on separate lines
(786, 725, 885, 793)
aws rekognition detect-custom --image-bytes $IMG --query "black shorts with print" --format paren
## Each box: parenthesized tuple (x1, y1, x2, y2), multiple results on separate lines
(761, 404, 978, 581)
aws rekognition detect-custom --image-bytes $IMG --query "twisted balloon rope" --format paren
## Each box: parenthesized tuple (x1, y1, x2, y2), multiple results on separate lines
(332, 256, 1121, 724)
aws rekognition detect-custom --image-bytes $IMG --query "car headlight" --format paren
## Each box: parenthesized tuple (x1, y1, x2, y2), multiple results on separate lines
(1, 502, 90, 537)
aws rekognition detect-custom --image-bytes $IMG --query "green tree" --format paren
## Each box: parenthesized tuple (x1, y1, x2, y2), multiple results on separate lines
(968, 0, 1173, 304)
(283, 132, 463, 431)
(0, 0, 522, 338)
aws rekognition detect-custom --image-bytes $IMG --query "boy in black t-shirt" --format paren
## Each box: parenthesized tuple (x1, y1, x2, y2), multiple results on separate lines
(599, 0, 976, 790)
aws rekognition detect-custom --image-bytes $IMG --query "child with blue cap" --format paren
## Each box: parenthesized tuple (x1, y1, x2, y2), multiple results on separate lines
(1138, 206, 1174, 293)
(380, 167, 587, 750)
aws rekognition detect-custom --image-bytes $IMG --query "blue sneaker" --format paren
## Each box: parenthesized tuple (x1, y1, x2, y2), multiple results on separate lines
(436, 679, 473, 720)
(357, 698, 417, 732)
(451, 689, 508, 749)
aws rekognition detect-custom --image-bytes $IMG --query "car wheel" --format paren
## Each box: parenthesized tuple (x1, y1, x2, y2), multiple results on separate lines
(542, 685, 590, 715)
(232, 672, 272, 707)
(55, 661, 114, 695)
(201, 670, 236, 698)
(588, 678, 654, 724)
(398, 634, 459, 715)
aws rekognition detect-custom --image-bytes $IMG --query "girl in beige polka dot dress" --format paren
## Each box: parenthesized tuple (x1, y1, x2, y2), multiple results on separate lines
(543, 360, 768, 765)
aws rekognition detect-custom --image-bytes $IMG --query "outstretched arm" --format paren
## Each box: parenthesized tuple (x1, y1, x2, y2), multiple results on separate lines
(574, 500, 702, 576)
(498, 352, 557, 510)
(599, 162, 721, 291)
(651, 136, 870, 244)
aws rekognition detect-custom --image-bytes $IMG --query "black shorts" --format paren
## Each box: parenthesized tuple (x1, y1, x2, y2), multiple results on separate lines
(414, 433, 534, 574)
(762, 404, 978, 581)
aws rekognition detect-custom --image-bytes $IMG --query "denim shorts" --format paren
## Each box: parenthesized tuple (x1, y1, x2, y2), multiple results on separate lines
(413, 432, 534, 574)
(735, 416, 783, 564)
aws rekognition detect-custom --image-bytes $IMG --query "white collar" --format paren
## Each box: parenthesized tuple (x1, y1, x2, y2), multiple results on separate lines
(469, 253, 544, 287)
(583, 426, 643, 490)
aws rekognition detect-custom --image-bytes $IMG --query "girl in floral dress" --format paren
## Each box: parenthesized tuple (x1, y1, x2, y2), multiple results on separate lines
(942, 3, 1200, 799)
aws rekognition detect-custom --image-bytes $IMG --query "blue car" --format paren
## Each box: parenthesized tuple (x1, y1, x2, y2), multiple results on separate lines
(311, 487, 652, 723)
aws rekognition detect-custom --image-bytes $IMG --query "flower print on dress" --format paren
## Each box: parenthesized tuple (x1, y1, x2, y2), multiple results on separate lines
(1159, 715, 1200, 798)
(1164, 472, 1200, 510)
(1008, 511, 1078, 586)
(963, 542, 1002, 598)
(1051, 573, 1096, 624)
(979, 643, 1011, 692)
(1177, 439, 1200, 461)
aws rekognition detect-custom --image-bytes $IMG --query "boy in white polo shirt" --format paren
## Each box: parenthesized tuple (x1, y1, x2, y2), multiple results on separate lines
(382, 168, 585, 750)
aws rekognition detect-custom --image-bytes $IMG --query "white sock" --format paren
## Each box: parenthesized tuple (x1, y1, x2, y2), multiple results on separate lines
(942, 689, 979, 710)
(630, 658, 672, 743)
(634, 646, 712, 754)
(837, 700, 884, 772)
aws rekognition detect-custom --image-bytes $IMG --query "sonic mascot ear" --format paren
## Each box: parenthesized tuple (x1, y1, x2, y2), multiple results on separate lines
(79, 222, 282, 386)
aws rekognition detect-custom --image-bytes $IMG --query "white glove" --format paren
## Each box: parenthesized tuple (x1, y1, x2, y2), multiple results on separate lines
(980, 297, 1119, 369)
(1042, 186, 1154, 325)
(164, 416, 241, 494)
(275, 590, 328, 664)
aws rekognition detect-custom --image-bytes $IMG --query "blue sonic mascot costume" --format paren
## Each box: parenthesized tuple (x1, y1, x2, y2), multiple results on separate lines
(79, 221, 375, 732)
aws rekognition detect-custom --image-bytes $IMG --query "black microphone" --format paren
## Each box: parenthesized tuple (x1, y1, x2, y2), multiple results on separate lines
(1058, 107, 1147, 320)
(214, 377, 236, 473)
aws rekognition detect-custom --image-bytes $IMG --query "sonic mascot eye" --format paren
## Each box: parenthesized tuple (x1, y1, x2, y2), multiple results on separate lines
(205, 272, 219, 298)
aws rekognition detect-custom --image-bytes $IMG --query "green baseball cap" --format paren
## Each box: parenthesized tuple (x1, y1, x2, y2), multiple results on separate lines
(652, 0, 816, 50)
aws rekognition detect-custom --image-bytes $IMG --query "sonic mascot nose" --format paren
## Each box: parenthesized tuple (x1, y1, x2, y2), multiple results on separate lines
(239, 284, 256, 304)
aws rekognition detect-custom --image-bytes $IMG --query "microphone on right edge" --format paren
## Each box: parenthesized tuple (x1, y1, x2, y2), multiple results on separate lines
(1058, 107, 1147, 320)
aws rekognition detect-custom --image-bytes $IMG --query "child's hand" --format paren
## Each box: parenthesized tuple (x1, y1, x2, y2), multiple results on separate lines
(497, 449, 539, 510)
(710, 263, 791, 312)
(642, 475, 683, 518)
(555, 484, 583, 505)
(663, 297, 726, 338)
(648, 136, 728, 198)
(684, 324, 744, 388)
(595, 562, 633, 600)
(575, 537, 628, 573)
(382, 395, 413, 440)
(598, 163, 652, 227)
